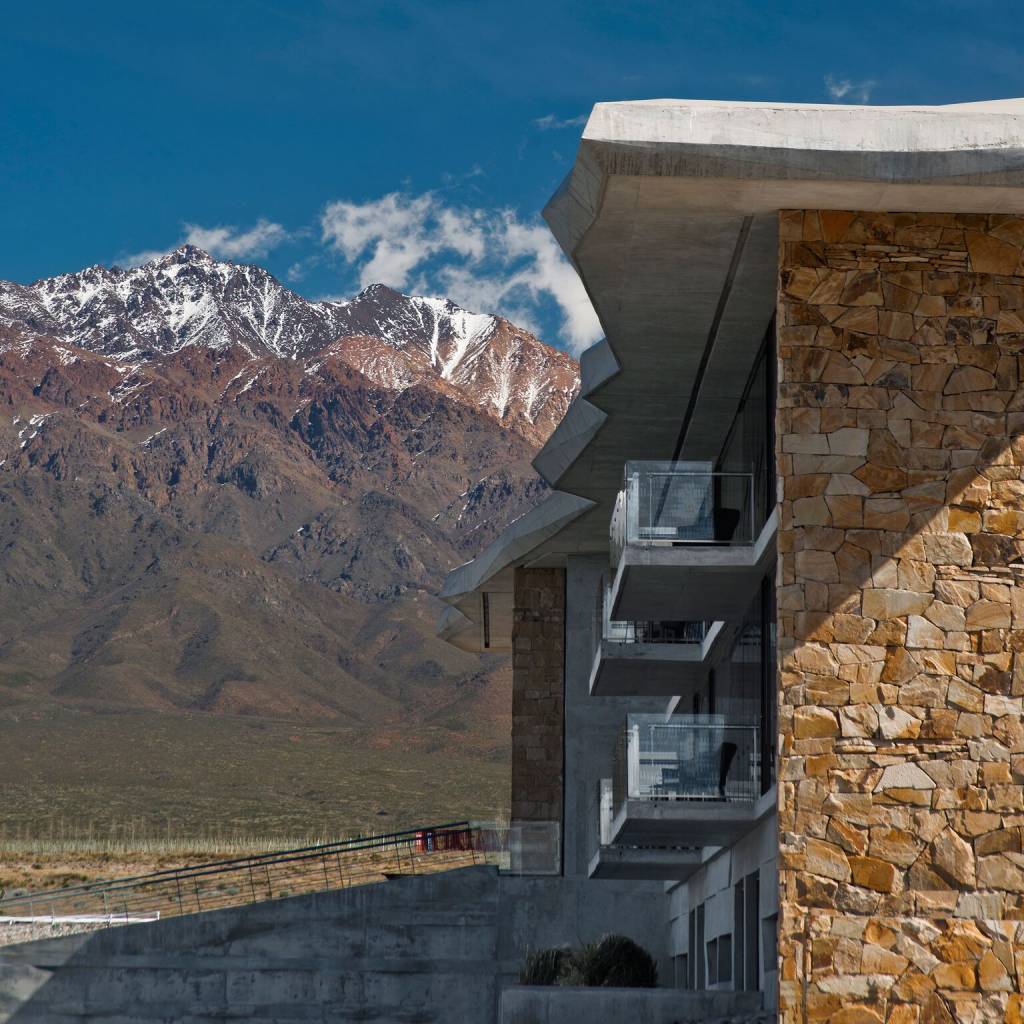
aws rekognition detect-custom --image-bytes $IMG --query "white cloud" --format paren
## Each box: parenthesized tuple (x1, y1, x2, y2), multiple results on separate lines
(118, 247, 171, 268)
(532, 113, 588, 131)
(824, 74, 876, 104)
(183, 218, 290, 259)
(319, 192, 601, 353)
(117, 218, 290, 269)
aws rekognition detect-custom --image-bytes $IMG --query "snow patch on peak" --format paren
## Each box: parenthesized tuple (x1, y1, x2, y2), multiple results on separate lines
(0, 251, 579, 445)
(439, 309, 496, 380)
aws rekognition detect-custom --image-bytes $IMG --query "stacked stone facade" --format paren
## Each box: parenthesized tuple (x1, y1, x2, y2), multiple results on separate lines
(777, 210, 1024, 1023)
(511, 567, 565, 826)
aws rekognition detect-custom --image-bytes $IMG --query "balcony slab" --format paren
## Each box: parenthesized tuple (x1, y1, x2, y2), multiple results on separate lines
(589, 622, 728, 697)
(587, 845, 702, 881)
(610, 512, 776, 622)
(609, 787, 776, 849)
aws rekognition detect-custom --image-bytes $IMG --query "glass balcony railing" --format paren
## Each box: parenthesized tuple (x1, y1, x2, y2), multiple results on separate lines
(612, 714, 760, 814)
(598, 584, 709, 646)
(610, 462, 757, 566)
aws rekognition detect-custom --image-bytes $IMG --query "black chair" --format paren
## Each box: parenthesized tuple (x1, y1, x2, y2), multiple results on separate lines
(718, 742, 738, 797)
(713, 507, 742, 542)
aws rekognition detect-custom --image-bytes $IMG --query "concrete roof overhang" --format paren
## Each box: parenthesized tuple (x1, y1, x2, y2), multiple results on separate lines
(437, 490, 594, 652)
(438, 97, 1024, 650)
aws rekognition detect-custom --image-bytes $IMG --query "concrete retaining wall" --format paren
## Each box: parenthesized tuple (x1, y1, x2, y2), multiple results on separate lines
(0, 865, 670, 1022)
(501, 986, 766, 1024)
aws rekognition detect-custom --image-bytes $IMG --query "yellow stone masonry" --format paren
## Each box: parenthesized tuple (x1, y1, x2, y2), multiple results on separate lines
(777, 210, 1024, 1024)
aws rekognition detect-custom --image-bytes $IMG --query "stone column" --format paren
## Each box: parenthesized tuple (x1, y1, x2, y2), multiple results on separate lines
(777, 210, 1024, 1024)
(511, 567, 565, 872)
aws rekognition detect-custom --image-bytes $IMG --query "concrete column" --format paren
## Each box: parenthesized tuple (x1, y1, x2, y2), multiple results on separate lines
(511, 567, 565, 845)
(777, 210, 1024, 1023)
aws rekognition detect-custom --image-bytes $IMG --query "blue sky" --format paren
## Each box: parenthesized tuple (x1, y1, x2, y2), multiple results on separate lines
(2, 0, 1023, 352)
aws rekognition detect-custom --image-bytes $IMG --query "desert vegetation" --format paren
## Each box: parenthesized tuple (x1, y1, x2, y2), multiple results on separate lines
(519, 935, 658, 988)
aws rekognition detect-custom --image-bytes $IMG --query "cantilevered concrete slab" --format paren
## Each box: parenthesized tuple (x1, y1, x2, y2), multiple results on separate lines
(609, 786, 776, 849)
(438, 491, 594, 653)
(588, 845, 702, 881)
(588, 621, 729, 698)
(610, 512, 776, 623)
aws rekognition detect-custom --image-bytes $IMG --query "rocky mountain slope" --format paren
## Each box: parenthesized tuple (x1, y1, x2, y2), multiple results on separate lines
(0, 246, 577, 443)
(0, 249, 579, 834)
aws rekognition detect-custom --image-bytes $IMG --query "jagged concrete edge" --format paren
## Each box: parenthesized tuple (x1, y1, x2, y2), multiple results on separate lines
(532, 397, 606, 488)
(438, 491, 595, 604)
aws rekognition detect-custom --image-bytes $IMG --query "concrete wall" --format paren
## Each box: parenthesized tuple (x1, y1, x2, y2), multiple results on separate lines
(0, 866, 672, 1023)
(563, 555, 665, 877)
(565, 557, 777, 1008)
(777, 209, 1024, 1024)
(500, 986, 765, 1024)
(667, 818, 778, 998)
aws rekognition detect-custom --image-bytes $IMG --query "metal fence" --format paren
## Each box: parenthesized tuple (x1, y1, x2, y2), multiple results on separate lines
(611, 463, 756, 565)
(613, 715, 760, 813)
(0, 822, 508, 925)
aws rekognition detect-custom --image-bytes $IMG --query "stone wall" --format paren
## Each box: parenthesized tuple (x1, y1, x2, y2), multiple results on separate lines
(777, 210, 1024, 1024)
(512, 567, 565, 828)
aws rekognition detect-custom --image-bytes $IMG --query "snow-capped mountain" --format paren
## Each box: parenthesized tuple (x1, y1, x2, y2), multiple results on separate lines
(0, 246, 583, 838)
(0, 247, 579, 443)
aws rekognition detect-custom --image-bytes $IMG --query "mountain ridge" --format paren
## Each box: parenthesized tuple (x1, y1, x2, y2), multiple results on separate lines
(0, 248, 579, 833)
(0, 247, 578, 445)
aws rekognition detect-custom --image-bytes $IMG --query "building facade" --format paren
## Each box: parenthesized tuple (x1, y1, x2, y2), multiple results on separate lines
(440, 98, 1024, 1022)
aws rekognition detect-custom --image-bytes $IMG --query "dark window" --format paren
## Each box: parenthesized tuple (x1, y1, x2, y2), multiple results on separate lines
(760, 574, 777, 794)
(715, 321, 776, 532)
(677, 953, 689, 990)
(734, 880, 745, 989)
(762, 913, 778, 979)
(718, 933, 733, 984)
(696, 904, 706, 990)
(688, 909, 697, 989)
(745, 871, 761, 991)
(706, 937, 718, 986)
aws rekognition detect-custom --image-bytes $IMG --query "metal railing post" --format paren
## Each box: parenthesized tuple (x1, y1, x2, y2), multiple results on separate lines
(627, 723, 640, 799)
(627, 473, 639, 543)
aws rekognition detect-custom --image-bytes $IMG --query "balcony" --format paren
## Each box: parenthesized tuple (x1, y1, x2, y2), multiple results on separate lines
(589, 587, 727, 697)
(608, 462, 776, 622)
(588, 778, 703, 880)
(607, 715, 767, 848)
